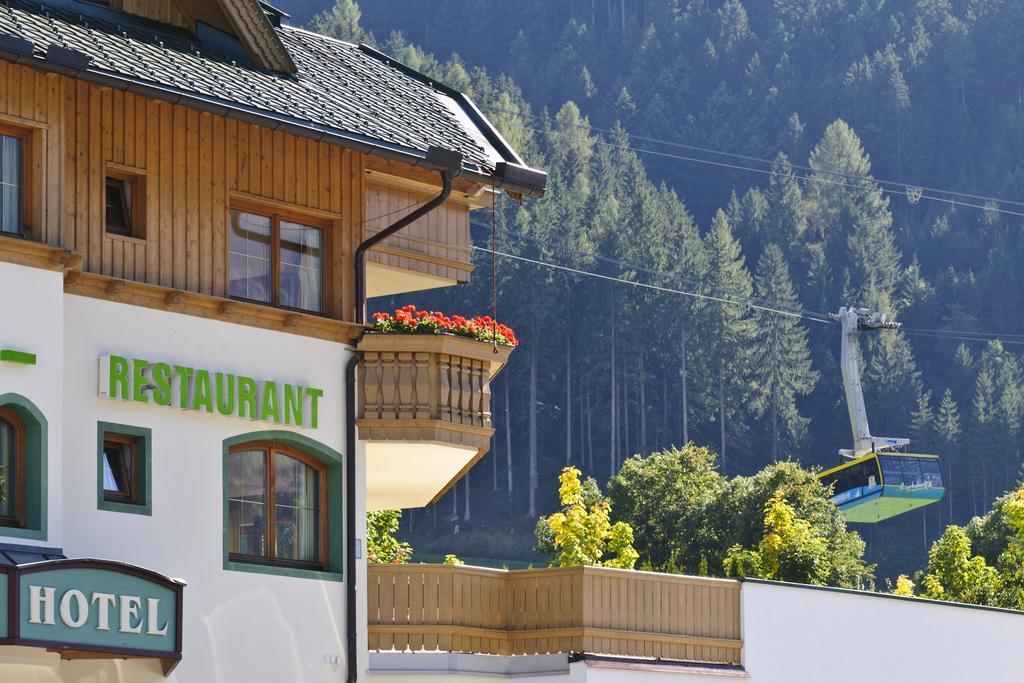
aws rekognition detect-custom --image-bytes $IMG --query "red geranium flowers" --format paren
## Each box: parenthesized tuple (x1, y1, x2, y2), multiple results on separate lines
(371, 305, 518, 347)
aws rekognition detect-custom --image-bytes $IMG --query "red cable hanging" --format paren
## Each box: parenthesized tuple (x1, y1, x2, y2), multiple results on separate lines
(491, 181, 498, 353)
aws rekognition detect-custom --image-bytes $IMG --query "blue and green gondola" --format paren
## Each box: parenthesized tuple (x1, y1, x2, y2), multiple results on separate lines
(818, 453, 944, 523)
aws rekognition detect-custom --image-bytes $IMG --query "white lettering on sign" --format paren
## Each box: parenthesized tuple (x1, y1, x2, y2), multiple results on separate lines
(59, 589, 89, 628)
(119, 595, 142, 634)
(27, 585, 169, 635)
(91, 592, 117, 631)
(147, 597, 169, 636)
(29, 585, 56, 625)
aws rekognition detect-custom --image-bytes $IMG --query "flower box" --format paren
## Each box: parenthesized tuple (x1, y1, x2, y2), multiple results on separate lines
(357, 316, 515, 509)
(357, 332, 512, 449)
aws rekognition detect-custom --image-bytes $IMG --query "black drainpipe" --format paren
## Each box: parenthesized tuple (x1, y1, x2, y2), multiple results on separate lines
(346, 147, 463, 683)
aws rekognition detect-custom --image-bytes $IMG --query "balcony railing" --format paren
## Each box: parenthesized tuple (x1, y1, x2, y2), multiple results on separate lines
(358, 333, 511, 450)
(367, 564, 743, 665)
(357, 334, 513, 509)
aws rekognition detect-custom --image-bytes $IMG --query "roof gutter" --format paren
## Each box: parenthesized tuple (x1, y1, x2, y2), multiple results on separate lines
(0, 40, 546, 196)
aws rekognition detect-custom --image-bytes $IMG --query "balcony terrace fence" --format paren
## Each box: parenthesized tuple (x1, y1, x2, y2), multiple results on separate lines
(367, 564, 742, 665)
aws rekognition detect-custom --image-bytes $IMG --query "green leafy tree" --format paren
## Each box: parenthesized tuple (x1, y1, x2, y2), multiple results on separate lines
(607, 444, 725, 571)
(367, 510, 413, 564)
(724, 491, 830, 585)
(534, 474, 606, 555)
(918, 525, 999, 605)
(994, 487, 1024, 609)
(541, 467, 638, 568)
(609, 448, 872, 586)
(892, 574, 915, 597)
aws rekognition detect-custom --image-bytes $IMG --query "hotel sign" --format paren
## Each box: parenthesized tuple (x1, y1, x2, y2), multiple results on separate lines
(98, 354, 324, 428)
(0, 559, 184, 675)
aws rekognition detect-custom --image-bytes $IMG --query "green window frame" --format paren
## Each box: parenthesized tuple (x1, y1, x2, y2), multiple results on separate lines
(96, 422, 152, 516)
(223, 431, 343, 582)
(0, 393, 47, 541)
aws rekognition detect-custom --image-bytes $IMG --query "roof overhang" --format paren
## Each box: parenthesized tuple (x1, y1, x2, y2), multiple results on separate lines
(0, 41, 545, 197)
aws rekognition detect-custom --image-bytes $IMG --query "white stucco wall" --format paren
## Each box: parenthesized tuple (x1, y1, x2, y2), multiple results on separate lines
(0, 262, 65, 548)
(0, 266, 367, 683)
(741, 580, 1024, 683)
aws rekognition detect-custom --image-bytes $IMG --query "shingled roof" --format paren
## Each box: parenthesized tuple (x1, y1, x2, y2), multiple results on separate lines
(0, 0, 545, 194)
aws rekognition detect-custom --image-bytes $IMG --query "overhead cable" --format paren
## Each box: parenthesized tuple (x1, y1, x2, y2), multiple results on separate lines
(488, 106, 1024, 213)
(469, 244, 834, 324)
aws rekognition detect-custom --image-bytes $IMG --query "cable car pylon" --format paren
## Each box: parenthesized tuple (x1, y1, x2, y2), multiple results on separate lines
(817, 307, 945, 523)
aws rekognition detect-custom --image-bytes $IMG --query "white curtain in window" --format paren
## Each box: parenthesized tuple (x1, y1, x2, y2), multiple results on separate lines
(281, 221, 322, 312)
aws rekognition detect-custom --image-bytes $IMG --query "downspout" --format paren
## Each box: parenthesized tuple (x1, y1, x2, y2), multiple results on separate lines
(354, 146, 464, 324)
(346, 147, 462, 683)
(344, 353, 359, 683)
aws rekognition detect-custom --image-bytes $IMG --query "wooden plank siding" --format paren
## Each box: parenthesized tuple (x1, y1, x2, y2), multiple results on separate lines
(364, 182, 474, 286)
(0, 61, 476, 331)
(115, 0, 190, 30)
(367, 564, 744, 665)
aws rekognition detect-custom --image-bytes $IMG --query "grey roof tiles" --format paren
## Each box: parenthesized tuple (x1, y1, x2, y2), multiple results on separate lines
(0, 0, 506, 173)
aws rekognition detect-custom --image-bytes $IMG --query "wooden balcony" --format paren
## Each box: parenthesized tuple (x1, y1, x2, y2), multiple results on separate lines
(357, 334, 512, 510)
(363, 172, 480, 298)
(367, 564, 743, 665)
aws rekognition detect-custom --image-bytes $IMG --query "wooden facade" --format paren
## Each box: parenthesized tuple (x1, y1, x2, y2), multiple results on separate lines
(0, 60, 479, 337)
(115, 0, 189, 30)
(367, 564, 744, 665)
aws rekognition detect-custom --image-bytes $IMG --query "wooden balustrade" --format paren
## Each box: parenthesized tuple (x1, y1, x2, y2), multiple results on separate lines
(367, 564, 743, 665)
(356, 334, 512, 452)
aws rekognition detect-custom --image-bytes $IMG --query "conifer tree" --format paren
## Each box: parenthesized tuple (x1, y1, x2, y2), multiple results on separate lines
(805, 120, 902, 312)
(748, 244, 819, 461)
(699, 210, 756, 470)
(935, 388, 961, 521)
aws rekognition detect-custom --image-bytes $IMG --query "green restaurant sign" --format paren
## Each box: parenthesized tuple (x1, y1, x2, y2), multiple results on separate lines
(0, 559, 184, 674)
(98, 354, 324, 428)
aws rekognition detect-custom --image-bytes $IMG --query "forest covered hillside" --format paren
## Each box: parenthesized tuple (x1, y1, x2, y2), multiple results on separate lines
(293, 0, 1024, 580)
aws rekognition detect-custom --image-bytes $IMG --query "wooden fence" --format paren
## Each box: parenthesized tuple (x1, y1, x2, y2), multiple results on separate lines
(367, 564, 743, 665)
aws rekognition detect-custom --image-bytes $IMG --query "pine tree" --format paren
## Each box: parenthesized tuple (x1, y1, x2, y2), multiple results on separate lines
(748, 244, 819, 461)
(310, 0, 371, 43)
(935, 388, 961, 522)
(699, 209, 756, 471)
(864, 332, 922, 438)
(804, 120, 902, 312)
(910, 390, 935, 452)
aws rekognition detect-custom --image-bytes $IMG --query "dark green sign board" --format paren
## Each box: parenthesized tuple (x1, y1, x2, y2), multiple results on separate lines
(0, 559, 184, 675)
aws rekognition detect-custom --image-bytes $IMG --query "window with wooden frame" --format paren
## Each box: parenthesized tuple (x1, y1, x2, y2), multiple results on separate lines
(104, 169, 146, 239)
(0, 126, 29, 237)
(228, 206, 326, 314)
(97, 422, 151, 516)
(0, 406, 26, 528)
(101, 433, 139, 504)
(227, 442, 327, 569)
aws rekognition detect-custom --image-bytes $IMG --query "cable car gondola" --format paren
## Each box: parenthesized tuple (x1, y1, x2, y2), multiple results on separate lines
(818, 453, 944, 523)
(816, 308, 944, 523)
